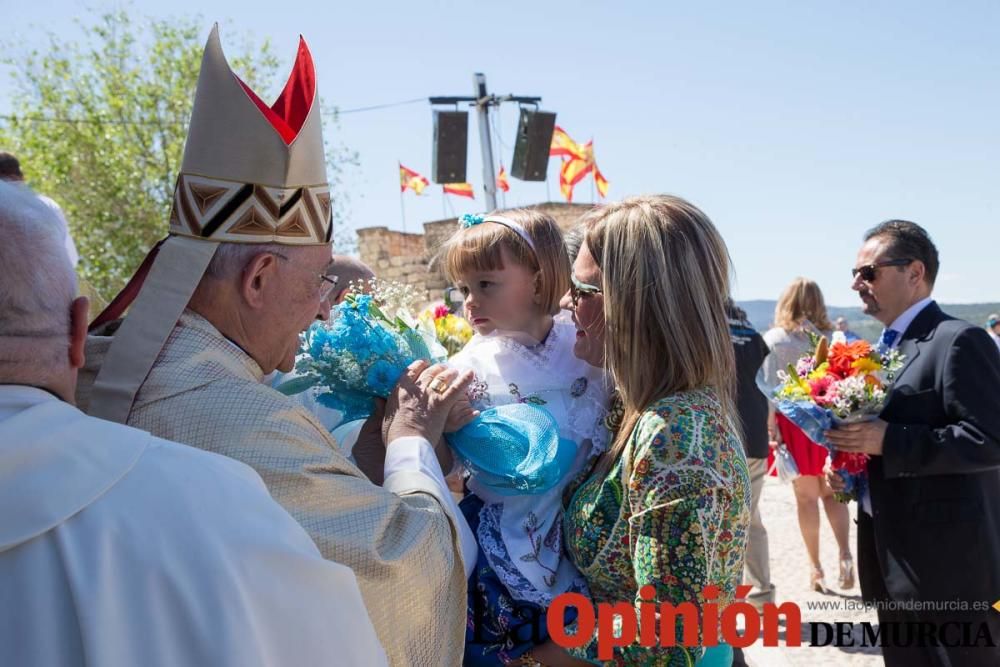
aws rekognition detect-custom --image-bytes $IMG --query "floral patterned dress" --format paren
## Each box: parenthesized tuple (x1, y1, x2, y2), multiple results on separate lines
(564, 388, 751, 665)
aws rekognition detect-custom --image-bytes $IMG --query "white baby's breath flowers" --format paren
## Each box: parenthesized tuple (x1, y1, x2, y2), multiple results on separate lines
(348, 277, 424, 323)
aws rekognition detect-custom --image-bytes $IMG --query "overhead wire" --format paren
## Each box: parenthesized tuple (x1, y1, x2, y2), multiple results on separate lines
(0, 96, 431, 126)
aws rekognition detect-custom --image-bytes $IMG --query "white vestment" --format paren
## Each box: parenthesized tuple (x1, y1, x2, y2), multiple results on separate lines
(0, 385, 386, 667)
(78, 311, 473, 666)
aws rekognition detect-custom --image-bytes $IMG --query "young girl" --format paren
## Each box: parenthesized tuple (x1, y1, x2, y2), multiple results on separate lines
(441, 210, 609, 665)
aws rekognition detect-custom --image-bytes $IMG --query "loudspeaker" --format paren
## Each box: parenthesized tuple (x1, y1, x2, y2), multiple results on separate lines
(511, 110, 556, 181)
(432, 111, 468, 184)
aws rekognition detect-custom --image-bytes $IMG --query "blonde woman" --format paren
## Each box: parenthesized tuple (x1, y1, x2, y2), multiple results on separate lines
(761, 278, 853, 592)
(523, 195, 750, 666)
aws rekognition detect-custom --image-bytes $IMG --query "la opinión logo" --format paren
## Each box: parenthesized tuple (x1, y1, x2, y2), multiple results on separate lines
(546, 585, 801, 660)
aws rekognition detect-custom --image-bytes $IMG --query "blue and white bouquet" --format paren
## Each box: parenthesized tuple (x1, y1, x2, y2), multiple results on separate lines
(278, 288, 446, 423)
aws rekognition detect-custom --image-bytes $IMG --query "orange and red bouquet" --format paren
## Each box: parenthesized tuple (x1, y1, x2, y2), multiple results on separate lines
(773, 332, 904, 501)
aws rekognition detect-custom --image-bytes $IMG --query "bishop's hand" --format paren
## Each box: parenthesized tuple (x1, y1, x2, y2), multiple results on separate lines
(384, 361, 475, 447)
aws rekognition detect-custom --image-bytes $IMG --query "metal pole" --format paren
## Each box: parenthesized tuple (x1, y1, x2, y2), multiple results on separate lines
(399, 191, 406, 233)
(473, 73, 498, 211)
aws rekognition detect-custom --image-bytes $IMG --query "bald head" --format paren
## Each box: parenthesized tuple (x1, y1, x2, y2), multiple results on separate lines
(330, 255, 375, 304)
(0, 181, 88, 400)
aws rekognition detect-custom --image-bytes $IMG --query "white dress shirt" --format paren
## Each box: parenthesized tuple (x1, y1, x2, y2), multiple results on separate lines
(862, 297, 934, 515)
(884, 297, 934, 345)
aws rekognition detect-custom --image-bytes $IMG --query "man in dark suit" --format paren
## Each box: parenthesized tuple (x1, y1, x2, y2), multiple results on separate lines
(826, 220, 1000, 666)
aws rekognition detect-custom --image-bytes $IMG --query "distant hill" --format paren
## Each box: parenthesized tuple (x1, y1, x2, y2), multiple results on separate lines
(736, 300, 999, 342)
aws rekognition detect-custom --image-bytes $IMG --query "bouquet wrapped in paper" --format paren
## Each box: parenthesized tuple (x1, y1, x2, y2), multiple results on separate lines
(278, 286, 446, 423)
(767, 331, 904, 501)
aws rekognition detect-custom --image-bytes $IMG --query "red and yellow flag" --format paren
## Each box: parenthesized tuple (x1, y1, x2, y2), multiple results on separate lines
(497, 165, 510, 193)
(443, 182, 475, 199)
(593, 164, 609, 198)
(559, 150, 592, 202)
(552, 132, 610, 202)
(550, 125, 586, 160)
(399, 163, 429, 195)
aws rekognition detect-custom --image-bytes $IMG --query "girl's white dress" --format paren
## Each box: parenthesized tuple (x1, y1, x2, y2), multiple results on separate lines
(448, 318, 609, 605)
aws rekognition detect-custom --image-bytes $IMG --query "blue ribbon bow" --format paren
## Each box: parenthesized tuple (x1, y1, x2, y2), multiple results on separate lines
(459, 213, 484, 228)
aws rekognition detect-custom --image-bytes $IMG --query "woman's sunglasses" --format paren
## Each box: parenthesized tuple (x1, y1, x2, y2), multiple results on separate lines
(851, 258, 912, 283)
(569, 274, 602, 308)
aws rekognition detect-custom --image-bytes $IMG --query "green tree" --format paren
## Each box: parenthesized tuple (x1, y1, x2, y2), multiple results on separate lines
(1, 10, 357, 303)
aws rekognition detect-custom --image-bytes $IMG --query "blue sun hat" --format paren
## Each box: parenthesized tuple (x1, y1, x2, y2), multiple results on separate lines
(446, 402, 577, 496)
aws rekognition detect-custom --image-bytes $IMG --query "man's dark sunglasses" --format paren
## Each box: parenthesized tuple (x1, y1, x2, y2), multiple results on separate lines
(851, 258, 913, 282)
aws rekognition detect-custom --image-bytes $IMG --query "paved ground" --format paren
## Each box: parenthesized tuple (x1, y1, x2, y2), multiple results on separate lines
(741, 476, 884, 667)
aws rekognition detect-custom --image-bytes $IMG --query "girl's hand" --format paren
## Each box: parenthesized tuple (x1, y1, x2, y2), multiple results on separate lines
(445, 396, 479, 433)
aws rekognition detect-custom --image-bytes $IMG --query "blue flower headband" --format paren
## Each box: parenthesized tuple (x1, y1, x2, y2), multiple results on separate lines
(459, 213, 537, 253)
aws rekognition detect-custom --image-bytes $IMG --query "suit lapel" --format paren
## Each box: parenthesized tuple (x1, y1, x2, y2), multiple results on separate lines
(893, 302, 941, 382)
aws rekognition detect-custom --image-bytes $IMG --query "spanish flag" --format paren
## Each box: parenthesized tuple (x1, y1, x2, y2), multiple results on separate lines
(550, 125, 585, 160)
(586, 142, 610, 198)
(497, 166, 510, 193)
(559, 151, 591, 202)
(593, 164, 609, 198)
(399, 163, 429, 195)
(443, 182, 475, 199)
(556, 139, 610, 202)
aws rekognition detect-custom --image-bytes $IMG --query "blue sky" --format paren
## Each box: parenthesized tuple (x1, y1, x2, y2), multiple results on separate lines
(4, 0, 998, 305)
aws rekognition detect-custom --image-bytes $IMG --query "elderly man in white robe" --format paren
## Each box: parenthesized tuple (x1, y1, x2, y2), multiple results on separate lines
(77, 27, 477, 666)
(0, 182, 387, 666)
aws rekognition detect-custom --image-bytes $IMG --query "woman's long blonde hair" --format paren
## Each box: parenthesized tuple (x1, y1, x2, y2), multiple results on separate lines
(581, 195, 738, 472)
(773, 278, 832, 332)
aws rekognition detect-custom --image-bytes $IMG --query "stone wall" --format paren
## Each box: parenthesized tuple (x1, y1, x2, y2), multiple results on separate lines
(357, 202, 594, 304)
(356, 227, 429, 295)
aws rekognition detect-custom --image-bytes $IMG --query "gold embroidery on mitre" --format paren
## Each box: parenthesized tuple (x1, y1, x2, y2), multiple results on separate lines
(167, 174, 331, 244)
(253, 184, 281, 219)
(275, 209, 312, 237)
(188, 182, 230, 216)
(173, 181, 202, 236)
(228, 206, 276, 236)
(316, 191, 332, 228)
(299, 189, 326, 241)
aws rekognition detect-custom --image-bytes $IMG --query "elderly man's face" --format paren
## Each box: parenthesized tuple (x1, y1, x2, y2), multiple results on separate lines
(851, 236, 921, 327)
(263, 244, 334, 373)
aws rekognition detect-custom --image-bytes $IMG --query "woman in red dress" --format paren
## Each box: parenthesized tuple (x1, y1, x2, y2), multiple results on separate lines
(762, 278, 854, 593)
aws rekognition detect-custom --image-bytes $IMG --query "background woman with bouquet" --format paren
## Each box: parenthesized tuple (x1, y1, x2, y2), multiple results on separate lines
(761, 278, 854, 592)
